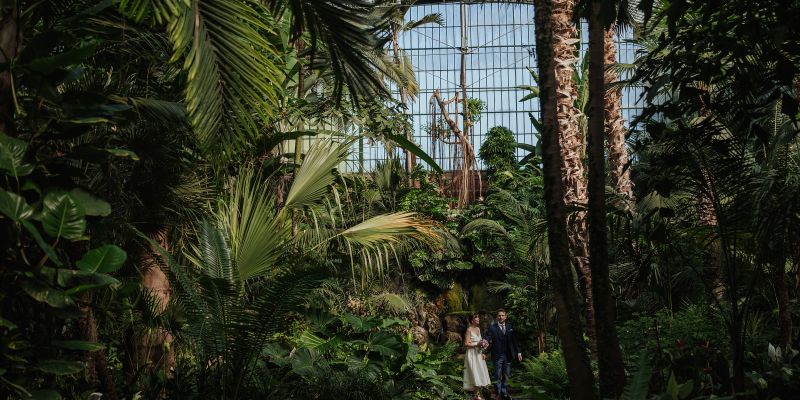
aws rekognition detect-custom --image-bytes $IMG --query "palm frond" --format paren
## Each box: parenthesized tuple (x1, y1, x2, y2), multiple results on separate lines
(113, 96, 188, 127)
(461, 218, 508, 237)
(401, 13, 443, 32)
(218, 169, 290, 281)
(373, 51, 418, 100)
(267, 0, 391, 101)
(118, 0, 182, 25)
(368, 292, 411, 313)
(338, 212, 436, 249)
(166, 0, 282, 150)
(284, 139, 351, 210)
(248, 268, 324, 344)
(185, 220, 236, 281)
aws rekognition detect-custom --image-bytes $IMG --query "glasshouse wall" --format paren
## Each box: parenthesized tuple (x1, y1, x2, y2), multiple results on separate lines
(347, 1, 642, 171)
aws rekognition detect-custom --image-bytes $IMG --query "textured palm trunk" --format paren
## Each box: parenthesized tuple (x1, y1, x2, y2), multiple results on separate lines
(79, 304, 119, 400)
(550, 0, 596, 351)
(604, 27, 633, 201)
(773, 259, 792, 346)
(588, 6, 626, 397)
(534, 1, 597, 398)
(698, 182, 726, 301)
(137, 230, 175, 390)
(0, 6, 18, 135)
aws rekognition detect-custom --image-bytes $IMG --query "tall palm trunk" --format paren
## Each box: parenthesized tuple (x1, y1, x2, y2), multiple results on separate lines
(534, 1, 596, 399)
(0, 5, 18, 135)
(136, 230, 175, 388)
(78, 302, 119, 400)
(588, 5, 626, 397)
(550, 0, 596, 351)
(604, 27, 633, 201)
(773, 258, 792, 346)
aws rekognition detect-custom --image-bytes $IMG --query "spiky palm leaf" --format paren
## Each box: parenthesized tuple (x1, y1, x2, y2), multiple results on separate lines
(117, 0, 283, 151)
(284, 139, 351, 209)
(166, 1, 282, 149)
(219, 170, 290, 281)
(338, 212, 432, 248)
(266, 0, 392, 100)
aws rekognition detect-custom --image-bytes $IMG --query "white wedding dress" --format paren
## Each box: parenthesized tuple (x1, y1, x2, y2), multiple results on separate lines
(463, 331, 491, 390)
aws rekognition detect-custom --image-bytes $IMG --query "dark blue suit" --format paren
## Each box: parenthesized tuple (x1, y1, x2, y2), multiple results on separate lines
(485, 322, 520, 396)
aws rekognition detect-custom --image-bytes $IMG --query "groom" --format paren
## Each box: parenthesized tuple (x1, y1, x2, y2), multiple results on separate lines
(485, 308, 521, 400)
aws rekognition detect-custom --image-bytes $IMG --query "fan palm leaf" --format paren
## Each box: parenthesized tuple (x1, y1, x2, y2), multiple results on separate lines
(284, 139, 351, 210)
(185, 220, 236, 281)
(218, 170, 290, 281)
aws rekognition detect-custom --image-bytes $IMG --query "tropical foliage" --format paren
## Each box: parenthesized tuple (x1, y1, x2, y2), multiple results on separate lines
(1, 0, 799, 399)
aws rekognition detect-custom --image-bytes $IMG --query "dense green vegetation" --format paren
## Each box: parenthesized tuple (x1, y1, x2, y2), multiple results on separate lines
(0, 0, 798, 399)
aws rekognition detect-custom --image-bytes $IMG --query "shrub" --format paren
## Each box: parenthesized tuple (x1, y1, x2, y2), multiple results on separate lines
(619, 305, 731, 395)
(479, 126, 517, 178)
(513, 351, 570, 400)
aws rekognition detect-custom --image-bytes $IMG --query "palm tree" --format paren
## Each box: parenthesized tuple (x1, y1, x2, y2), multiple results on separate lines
(519, 4, 596, 348)
(586, 0, 626, 396)
(631, 1, 800, 388)
(604, 27, 634, 201)
(550, 0, 595, 349)
(533, 0, 597, 398)
(156, 139, 437, 398)
(118, 0, 394, 154)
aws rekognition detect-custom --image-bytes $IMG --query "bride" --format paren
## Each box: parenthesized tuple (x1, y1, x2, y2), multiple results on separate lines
(463, 313, 491, 399)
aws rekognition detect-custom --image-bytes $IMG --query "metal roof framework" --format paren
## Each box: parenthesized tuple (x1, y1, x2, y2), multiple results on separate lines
(344, 0, 643, 173)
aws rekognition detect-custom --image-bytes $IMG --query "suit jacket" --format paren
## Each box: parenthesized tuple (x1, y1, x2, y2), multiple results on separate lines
(485, 321, 520, 362)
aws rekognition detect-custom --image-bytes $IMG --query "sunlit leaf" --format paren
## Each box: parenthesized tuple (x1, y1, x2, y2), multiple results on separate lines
(68, 189, 111, 217)
(76, 245, 127, 273)
(38, 192, 86, 240)
(52, 340, 105, 352)
(0, 189, 33, 221)
(0, 134, 34, 177)
(35, 360, 84, 375)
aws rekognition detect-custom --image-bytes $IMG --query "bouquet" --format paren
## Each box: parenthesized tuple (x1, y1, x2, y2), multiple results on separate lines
(478, 339, 489, 353)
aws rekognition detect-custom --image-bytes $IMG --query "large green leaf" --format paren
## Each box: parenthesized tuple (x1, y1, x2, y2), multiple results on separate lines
(0, 317, 17, 329)
(20, 280, 73, 308)
(21, 221, 63, 266)
(68, 189, 111, 217)
(0, 189, 33, 221)
(76, 245, 127, 273)
(39, 267, 122, 296)
(0, 134, 34, 177)
(35, 360, 84, 375)
(38, 192, 86, 240)
(26, 389, 62, 400)
(383, 132, 442, 173)
(51, 340, 105, 352)
(23, 43, 97, 73)
(367, 331, 403, 357)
